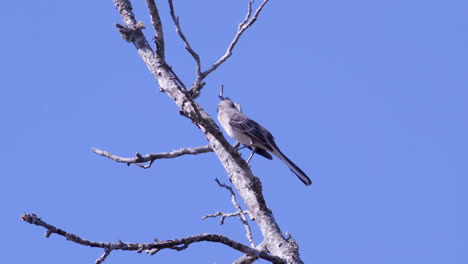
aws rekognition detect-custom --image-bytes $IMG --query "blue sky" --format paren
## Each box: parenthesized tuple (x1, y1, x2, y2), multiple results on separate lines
(1, 0, 467, 263)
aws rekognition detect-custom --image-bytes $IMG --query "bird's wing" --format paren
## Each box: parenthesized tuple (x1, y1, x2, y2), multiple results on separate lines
(229, 112, 273, 151)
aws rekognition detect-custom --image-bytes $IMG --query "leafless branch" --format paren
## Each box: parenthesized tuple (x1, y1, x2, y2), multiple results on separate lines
(145, 0, 165, 59)
(187, 0, 269, 98)
(146, 1, 189, 90)
(96, 248, 112, 264)
(202, 210, 250, 224)
(168, 0, 203, 83)
(201, 0, 269, 79)
(92, 145, 213, 168)
(214, 178, 255, 247)
(234, 241, 269, 264)
(21, 213, 284, 263)
(218, 84, 226, 100)
(107, 1, 303, 262)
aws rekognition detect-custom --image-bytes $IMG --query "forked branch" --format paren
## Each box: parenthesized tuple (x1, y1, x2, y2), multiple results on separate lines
(215, 179, 255, 247)
(201, 0, 269, 79)
(203, 179, 255, 247)
(168, 0, 202, 82)
(167, 0, 270, 98)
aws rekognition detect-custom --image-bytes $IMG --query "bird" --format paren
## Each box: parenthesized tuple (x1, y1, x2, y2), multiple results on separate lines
(217, 98, 312, 186)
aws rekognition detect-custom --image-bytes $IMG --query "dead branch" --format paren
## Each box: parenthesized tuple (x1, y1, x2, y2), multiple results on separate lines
(96, 248, 112, 264)
(168, 0, 202, 84)
(200, 0, 269, 80)
(234, 241, 269, 264)
(187, 0, 269, 98)
(167, 0, 270, 98)
(202, 210, 250, 224)
(112, 1, 302, 262)
(214, 178, 255, 247)
(21, 213, 284, 264)
(20, 1, 303, 263)
(92, 145, 213, 168)
(145, 0, 165, 59)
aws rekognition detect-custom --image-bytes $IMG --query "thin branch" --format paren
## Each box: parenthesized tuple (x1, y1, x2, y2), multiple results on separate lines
(219, 84, 225, 99)
(145, 0, 165, 59)
(239, 0, 255, 31)
(215, 178, 255, 247)
(188, 0, 269, 98)
(168, 0, 202, 83)
(201, 0, 269, 78)
(144, 0, 187, 90)
(96, 248, 112, 264)
(202, 210, 250, 225)
(92, 145, 213, 168)
(21, 213, 284, 263)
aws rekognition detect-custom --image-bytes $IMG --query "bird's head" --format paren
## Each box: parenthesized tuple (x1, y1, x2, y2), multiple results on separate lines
(218, 99, 236, 111)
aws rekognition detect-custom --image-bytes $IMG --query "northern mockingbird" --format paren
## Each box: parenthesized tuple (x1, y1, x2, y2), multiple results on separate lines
(217, 99, 312, 186)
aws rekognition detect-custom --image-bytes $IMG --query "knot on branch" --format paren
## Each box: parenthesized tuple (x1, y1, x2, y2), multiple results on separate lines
(285, 233, 300, 253)
(187, 81, 206, 99)
(115, 22, 146, 42)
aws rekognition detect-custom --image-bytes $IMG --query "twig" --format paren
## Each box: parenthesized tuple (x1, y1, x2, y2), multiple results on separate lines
(214, 179, 255, 247)
(188, 0, 269, 98)
(168, 0, 202, 84)
(145, 0, 165, 59)
(218, 84, 225, 100)
(92, 145, 213, 168)
(201, 0, 269, 79)
(21, 213, 284, 263)
(96, 248, 112, 264)
(202, 210, 250, 225)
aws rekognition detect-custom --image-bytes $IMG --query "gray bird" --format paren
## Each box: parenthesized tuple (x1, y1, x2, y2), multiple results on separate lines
(217, 99, 312, 186)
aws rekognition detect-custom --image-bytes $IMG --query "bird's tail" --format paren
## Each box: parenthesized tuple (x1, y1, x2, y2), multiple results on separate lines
(272, 147, 312, 186)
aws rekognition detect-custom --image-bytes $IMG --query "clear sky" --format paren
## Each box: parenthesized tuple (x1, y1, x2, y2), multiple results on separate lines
(1, 0, 466, 263)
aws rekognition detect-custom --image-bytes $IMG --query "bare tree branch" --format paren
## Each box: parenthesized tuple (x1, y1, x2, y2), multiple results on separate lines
(96, 248, 112, 264)
(145, 1, 187, 90)
(21, 213, 284, 263)
(215, 178, 255, 247)
(202, 210, 250, 224)
(21, 0, 306, 263)
(111, 1, 303, 263)
(200, 0, 269, 79)
(20, 1, 308, 263)
(166, 1, 270, 99)
(168, 0, 203, 87)
(187, 0, 269, 98)
(145, 0, 165, 59)
(234, 241, 269, 264)
(92, 145, 212, 168)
